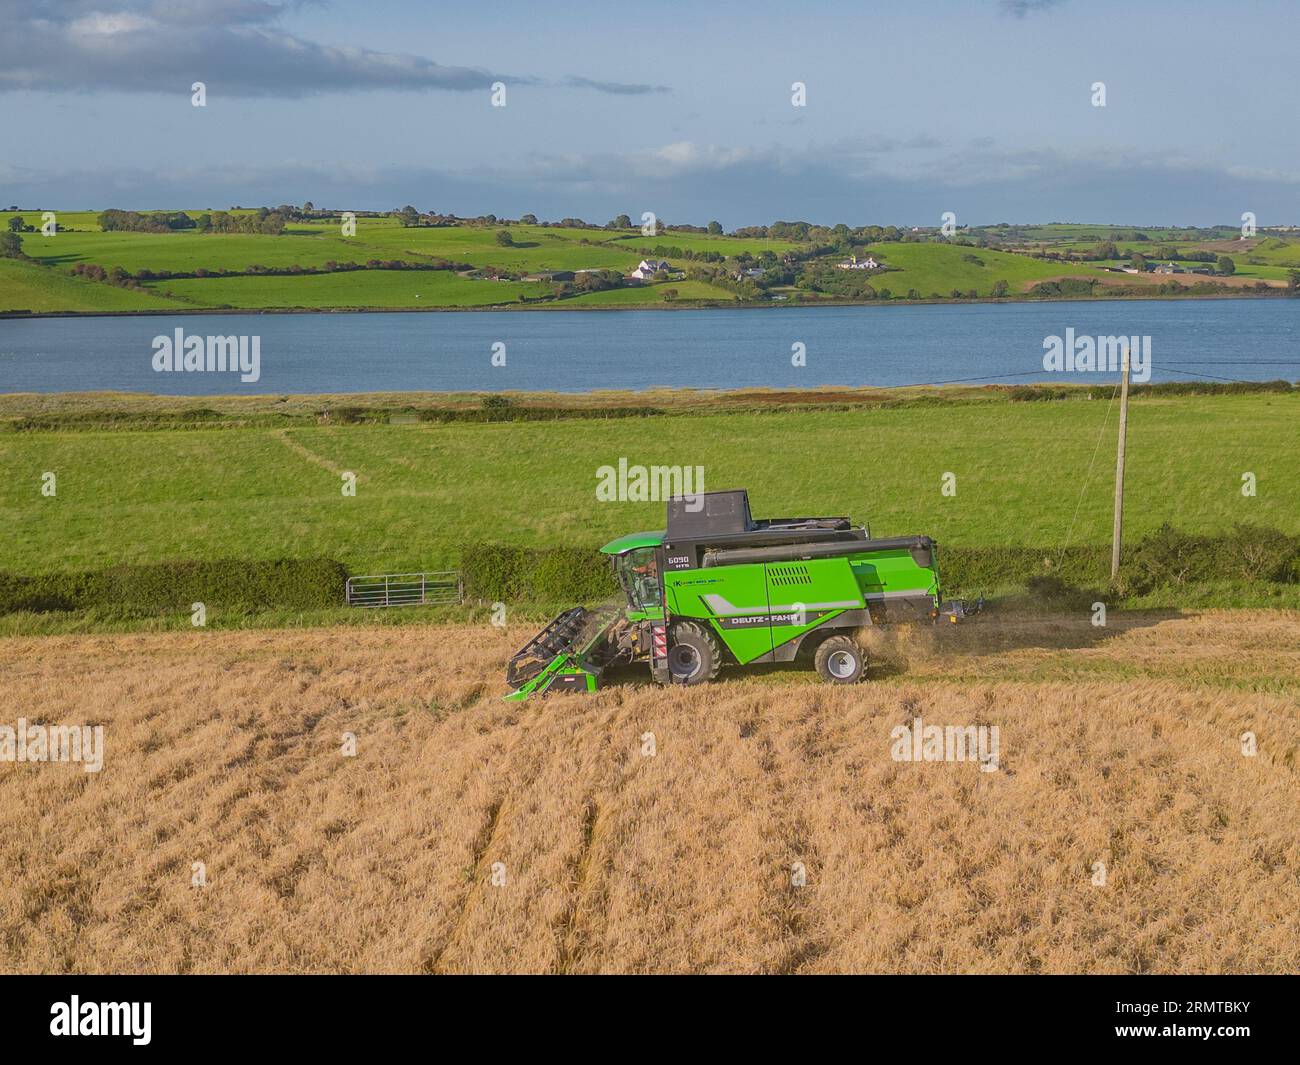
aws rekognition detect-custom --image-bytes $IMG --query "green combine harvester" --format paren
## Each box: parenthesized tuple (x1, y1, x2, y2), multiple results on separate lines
(505, 489, 977, 701)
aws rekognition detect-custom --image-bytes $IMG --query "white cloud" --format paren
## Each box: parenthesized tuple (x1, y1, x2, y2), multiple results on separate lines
(0, 2, 668, 96)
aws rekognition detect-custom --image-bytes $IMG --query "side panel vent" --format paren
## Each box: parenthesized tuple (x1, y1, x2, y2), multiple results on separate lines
(767, 563, 813, 587)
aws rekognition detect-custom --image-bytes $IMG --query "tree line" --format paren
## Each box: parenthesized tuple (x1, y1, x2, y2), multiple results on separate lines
(98, 208, 290, 235)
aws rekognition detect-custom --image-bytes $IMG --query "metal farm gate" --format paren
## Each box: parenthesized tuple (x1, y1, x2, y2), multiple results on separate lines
(345, 571, 463, 608)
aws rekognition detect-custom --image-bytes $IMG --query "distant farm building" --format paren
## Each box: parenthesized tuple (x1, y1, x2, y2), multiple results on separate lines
(836, 255, 879, 271)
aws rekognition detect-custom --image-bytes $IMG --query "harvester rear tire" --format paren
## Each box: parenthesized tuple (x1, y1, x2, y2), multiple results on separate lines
(663, 622, 722, 686)
(814, 635, 865, 684)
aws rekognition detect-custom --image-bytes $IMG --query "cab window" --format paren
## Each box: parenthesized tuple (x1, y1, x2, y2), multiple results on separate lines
(616, 548, 662, 610)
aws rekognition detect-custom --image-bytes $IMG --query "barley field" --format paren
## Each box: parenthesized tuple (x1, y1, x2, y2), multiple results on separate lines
(1, 608, 1296, 974)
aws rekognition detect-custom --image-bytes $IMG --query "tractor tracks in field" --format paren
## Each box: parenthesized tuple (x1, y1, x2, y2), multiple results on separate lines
(424, 796, 506, 974)
(551, 699, 640, 974)
(748, 697, 833, 975)
(554, 797, 602, 974)
(422, 708, 543, 974)
(270, 429, 348, 477)
(422, 698, 634, 974)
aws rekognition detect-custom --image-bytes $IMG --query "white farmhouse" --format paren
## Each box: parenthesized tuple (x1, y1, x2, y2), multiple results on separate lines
(629, 259, 671, 280)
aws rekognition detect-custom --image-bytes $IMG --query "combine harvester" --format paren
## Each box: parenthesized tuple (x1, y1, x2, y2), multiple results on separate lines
(505, 489, 978, 701)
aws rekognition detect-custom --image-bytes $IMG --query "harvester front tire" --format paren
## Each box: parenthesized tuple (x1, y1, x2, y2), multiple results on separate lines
(814, 635, 865, 684)
(664, 622, 721, 686)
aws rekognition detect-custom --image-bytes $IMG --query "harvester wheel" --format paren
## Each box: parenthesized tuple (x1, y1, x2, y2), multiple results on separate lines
(664, 622, 721, 686)
(814, 635, 865, 684)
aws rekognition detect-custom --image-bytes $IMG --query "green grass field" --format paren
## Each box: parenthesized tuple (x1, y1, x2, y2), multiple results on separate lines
(993, 223, 1241, 242)
(2, 391, 1295, 578)
(561, 279, 740, 305)
(1013, 235, 1298, 286)
(861, 243, 1114, 296)
(148, 269, 554, 308)
(0, 258, 179, 313)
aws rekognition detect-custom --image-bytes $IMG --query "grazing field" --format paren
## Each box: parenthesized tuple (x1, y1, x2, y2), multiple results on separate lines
(21, 230, 373, 274)
(1, 610, 1296, 974)
(1, 391, 1296, 577)
(1000, 224, 1242, 243)
(0, 258, 178, 314)
(559, 279, 741, 305)
(859, 242, 1114, 296)
(1241, 238, 1300, 267)
(150, 270, 556, 309)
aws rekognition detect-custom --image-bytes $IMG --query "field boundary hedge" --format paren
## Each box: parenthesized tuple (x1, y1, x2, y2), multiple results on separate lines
(462, 524, 1300, 604)
(0, 558, 346, 616)
(2, 524, 1294, 619)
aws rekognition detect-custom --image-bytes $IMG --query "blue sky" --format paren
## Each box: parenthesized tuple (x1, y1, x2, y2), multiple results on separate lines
(3, 0, 1297, 227)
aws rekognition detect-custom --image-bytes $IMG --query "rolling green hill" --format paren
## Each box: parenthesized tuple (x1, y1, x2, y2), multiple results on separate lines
(859, 242, 1114, 296)
(2, 209, 1292, 314)
(0, 257, 181, 313)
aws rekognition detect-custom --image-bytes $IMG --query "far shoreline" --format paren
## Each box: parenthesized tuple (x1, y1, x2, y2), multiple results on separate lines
(2, 290, 1293, 321)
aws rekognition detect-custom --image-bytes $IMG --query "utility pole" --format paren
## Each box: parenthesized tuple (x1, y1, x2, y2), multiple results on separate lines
(1111, 343, 1131, 579)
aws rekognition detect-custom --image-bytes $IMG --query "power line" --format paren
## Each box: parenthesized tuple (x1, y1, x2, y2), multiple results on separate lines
(888, 368, 1060, 388)
(1157, 366, 1292, 384)
(860, 363, 1294, 392)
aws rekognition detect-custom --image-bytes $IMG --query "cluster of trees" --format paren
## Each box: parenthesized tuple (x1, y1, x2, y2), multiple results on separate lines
(550, 269, 624, 298)
(0, 231, 27, 258)
(1145, 278, 1260, 295)
(67, 263, 145, 288)
(266, 202, 342, 222)
(1088, 241, 1126, 260)
(1151, 245, 1213, 262)
(392, 205, 458, 228)
(730, 221, 905, 245)
(7, 216, 36, 233)
(681, 265, 765, 300)
(201, 209, 289, 234)
(98, 209, 195, 233)
(72, 257, 474, 284)
(599, 215, 728, 235)
(1028, 278, 1098, 297)
(630, 243, 724, 264)
(1082, 240, 1233, 265)
(97, 208, 289, 235)
(795, 263, 884, 300)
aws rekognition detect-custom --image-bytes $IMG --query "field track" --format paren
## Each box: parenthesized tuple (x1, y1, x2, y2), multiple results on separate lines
(1, 609, 1297, 973)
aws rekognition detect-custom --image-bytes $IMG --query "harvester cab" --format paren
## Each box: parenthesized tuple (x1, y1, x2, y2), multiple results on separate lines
(504, 489, 977, 702)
